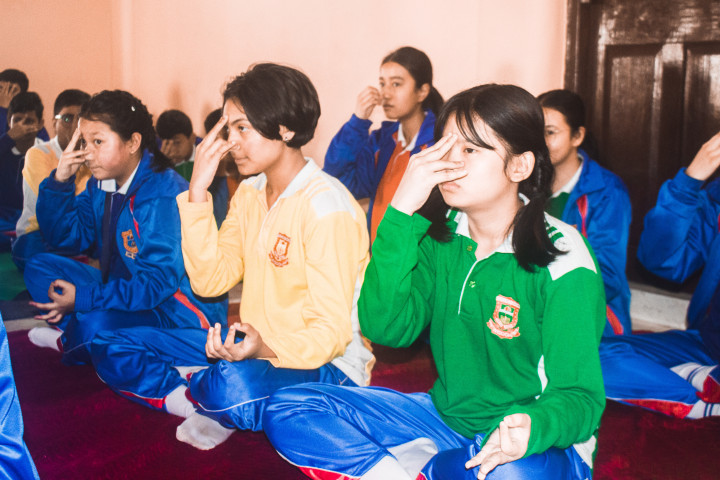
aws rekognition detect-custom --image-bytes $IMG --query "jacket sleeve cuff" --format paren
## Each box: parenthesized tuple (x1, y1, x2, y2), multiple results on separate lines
(381, 205, 432, 240)
(176, 190, 213, 212)
(347, 114, 373, 130)
(44, 169, 77, 192)
(674, 168, 705, 191)
(74, 284, 95, 312)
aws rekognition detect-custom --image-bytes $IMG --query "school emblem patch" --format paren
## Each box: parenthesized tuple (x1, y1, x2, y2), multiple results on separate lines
(121, 229, 138, 259)
(486, 294, 520, 339)
(269, 233, 291, 267)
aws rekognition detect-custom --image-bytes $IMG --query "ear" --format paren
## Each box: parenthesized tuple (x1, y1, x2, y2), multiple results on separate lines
(417, 83, 430, 103)
(128, 132, 143, 155)
(278, 125, 296, 144)
(571, 126, 586, 149)
(507, 151, 535, 183)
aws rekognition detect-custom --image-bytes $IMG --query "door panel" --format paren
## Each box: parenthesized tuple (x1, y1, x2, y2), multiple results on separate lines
(684, 43, 720, 165)
(602, 45, 662, 229)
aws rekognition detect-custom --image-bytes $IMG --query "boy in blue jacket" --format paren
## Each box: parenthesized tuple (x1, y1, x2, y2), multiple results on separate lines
(0, 92, 45, 252)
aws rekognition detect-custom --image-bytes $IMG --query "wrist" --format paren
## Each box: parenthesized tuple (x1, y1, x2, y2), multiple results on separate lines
(53, 170, 71, 183)
(187, 185, 209, 203)
(685, 164, 711, 182)
(390, 199, 417, 216)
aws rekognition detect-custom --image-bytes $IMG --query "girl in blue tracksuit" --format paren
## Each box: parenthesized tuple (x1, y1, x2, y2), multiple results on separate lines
(324, 46, 443, 242)
(602, 131, 720, 418)
(538, 89, 632, 336)
(23, 90, 227, 365)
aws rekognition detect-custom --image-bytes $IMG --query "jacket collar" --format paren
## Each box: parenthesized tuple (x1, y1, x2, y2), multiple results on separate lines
(382, 110, 437, 147)
(97, 149, 154, 195)
(569, 149, 605, 196)
(248, 157, 321, 201)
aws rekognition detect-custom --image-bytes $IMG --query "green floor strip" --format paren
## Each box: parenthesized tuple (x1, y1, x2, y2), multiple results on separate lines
(0, 252, 25, 300)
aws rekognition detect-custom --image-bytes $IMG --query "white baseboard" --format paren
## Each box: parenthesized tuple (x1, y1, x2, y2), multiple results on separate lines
(629, 284, 690, 332)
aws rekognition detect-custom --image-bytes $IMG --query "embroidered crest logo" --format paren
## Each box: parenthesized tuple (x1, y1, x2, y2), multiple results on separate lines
(122, 229, 138, 259)
(269, 233, 291, 267)
(487, 294, 520, 339)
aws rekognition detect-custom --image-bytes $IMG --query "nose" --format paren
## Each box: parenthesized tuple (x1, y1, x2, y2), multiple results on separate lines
(380, 85, 391, 100)
(226, 128, 242, 146)
(446, 143, 462, 161)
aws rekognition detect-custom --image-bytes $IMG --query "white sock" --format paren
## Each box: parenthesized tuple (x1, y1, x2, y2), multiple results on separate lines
(361, 456, 413, 480)
(388, 437, 438, 479)
(165, 386, 195, 418)
(671, 362, 714, 391)
(176, 412, 235, 450)
(687, 400, 720, 418)
(27, 327, 61, 351)
(174, 365, 208, 381)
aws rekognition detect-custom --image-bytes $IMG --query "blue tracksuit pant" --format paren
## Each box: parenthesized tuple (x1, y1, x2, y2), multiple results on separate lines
(90, 326, 355, 431)
(264, 384, 591, 480)
(24, 253, 163, 365)
(600, 330, 716, 417)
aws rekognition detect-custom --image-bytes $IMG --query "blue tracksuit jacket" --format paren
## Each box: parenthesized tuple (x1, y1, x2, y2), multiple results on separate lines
(324, 111, 436, 230)
(637, 168, 720, 329)
(35, 150, 226, 328)
(561, 151, 632, 336)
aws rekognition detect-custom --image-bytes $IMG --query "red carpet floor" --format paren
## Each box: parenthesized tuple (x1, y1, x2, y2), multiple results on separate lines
(8, 332, 720, 479)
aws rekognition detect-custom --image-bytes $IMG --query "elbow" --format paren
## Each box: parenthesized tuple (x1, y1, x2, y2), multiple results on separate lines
(188, 277, 226, 298)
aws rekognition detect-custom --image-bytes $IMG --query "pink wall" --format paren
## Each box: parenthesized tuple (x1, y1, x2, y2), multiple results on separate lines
(2, 0, 567, 161)
(1, 0, 115, 133)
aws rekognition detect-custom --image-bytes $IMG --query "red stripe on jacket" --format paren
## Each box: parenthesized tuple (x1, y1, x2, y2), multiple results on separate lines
(576, 194, 588, 237)
(606, 306, 624, 335)
(173, 290, 211, 329)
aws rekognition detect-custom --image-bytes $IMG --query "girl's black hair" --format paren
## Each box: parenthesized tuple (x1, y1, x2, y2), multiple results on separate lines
(418, 84, 562, 271)
(223, 63, 320, 149)
(79, 90, 172, 172)
(382, 46, 443, 116)
(537, 89, 601, 162)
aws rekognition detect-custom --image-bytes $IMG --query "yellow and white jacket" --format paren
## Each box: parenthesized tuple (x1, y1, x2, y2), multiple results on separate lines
(177, 158, 374, 386)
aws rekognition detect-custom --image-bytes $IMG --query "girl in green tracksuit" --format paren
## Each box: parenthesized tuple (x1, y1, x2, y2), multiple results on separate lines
(263, 84, 606, 480)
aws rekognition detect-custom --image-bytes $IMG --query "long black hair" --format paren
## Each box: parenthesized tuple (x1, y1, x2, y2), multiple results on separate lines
(80, 90, 172, 172)
(382, 46, 443, 116)
(418, 84, 561, 271)
(537, 89, 600, 162)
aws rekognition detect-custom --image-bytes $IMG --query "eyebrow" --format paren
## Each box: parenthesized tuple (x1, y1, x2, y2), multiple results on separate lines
(228, 116, 249, 125)
(80, 128, 104, 137)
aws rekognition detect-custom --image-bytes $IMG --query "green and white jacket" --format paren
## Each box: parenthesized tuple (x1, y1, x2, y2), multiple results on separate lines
(359, 205, 606, 467)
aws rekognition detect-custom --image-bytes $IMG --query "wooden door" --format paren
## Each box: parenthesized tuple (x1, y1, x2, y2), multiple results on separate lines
(565, 0, 720, 287)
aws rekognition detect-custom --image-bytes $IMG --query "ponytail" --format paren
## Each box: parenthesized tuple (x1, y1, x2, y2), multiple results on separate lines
(423, 86, 444, 117)
(512, 153, 560, 270)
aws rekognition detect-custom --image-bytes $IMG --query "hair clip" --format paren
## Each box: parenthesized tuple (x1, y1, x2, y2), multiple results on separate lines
(131, 105, 136, 112)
